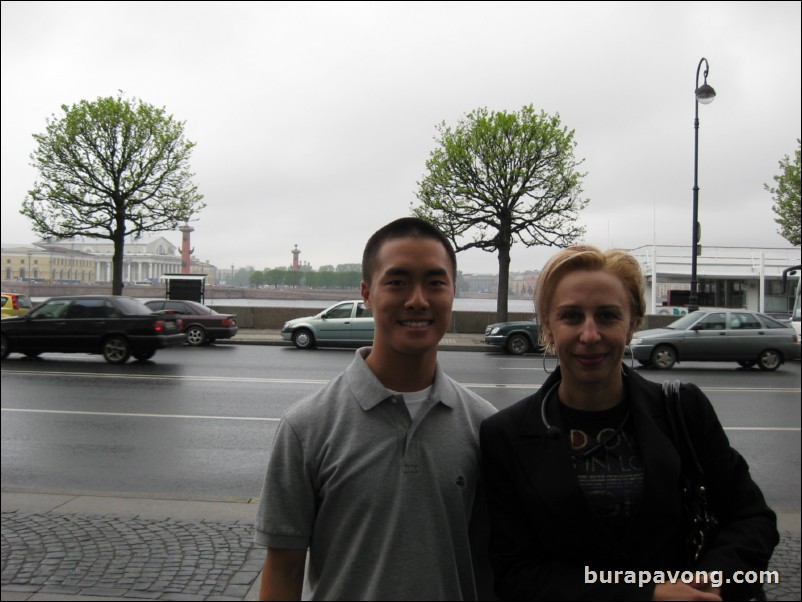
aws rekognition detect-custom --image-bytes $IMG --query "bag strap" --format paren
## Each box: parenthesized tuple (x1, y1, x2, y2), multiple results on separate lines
(662, 380, 705, 479)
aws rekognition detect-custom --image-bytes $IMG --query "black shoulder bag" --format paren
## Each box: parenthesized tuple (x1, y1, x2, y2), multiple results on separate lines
(662, 380, 719, 565)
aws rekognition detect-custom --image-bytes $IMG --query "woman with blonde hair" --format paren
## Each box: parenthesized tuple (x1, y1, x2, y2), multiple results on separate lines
(480, 245, 777, 600)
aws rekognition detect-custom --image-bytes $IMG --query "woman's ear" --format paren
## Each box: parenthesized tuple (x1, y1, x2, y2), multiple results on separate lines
(627, 320, 637, 344)
(541, 324, 554, 346)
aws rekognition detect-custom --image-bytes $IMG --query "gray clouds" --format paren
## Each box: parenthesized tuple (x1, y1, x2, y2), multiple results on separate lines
(2, 1, 800, 274)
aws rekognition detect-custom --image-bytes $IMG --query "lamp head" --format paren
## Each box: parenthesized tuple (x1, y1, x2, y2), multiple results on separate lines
(696, 83, 716, 104)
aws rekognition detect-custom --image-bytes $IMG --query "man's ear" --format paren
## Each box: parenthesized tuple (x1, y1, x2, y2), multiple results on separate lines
(361, 281, 371, 307)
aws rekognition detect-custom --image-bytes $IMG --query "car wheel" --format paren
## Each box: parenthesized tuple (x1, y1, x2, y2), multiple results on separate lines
(506, 334, 530, 355)
(757, 349, 782, 371)
(102, 336, 131, 364)
(0, 333, 9, 360)
(133, 351, 156, 361)
(293, 329, 315, 350)
(651, 345, 677, 370)
(737, 360, 756, 369)
(186, 325, 207, 346)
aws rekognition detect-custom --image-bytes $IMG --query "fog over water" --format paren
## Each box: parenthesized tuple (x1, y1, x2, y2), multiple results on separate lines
(200, 297, 536, 314)
(28, 296, 536, 313)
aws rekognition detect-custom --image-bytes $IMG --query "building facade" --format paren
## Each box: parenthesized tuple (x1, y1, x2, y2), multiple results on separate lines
(2, 243, 96, 283)
(2, 235, 218, 285)
(462, 245, 799, 315)
(631, 245, 800, 315)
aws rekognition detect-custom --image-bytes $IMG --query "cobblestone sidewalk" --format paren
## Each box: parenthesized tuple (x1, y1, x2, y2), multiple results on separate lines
(1, 511, 799, 601)
(1, 511, 264, 601)
(765, 531, 801, 601)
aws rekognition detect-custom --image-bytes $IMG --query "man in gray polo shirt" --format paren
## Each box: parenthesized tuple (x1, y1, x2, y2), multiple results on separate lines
(254, 217, 497, 600)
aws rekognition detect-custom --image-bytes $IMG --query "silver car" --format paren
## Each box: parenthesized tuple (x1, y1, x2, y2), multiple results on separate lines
(281, 300, 374, 349)
(630, 310, 800, 370)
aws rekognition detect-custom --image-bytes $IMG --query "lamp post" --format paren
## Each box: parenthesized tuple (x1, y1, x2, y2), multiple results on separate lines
(689, 57, 716, 312)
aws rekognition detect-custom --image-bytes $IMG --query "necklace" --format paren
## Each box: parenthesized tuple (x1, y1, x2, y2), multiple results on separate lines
(570, 407, 631, 459)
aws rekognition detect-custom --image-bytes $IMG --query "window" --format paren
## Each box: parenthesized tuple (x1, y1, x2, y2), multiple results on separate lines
(356, 302, 373, 318)
(34, 299, 71, 319)
(67, 299, 109, 319)
(327, 303, 354, 319)
(166, 301, 190, 313)
(696, 313, 726, 330)
(731, 312, 761, 330)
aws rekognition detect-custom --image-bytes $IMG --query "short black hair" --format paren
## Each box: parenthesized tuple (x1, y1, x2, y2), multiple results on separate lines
(362, 217, 457, 285)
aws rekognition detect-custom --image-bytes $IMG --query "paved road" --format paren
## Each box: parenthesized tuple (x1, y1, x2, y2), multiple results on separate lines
(3, 333, 800, 601)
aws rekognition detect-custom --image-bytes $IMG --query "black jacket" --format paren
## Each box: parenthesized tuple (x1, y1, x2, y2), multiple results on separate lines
(479, 367, 778, 601)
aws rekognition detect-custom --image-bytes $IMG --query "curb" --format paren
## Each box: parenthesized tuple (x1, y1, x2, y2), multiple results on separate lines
(215, 333, 491, 352)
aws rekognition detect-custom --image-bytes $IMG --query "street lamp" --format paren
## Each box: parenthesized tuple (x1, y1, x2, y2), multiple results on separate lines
(689, 57, 716, 312)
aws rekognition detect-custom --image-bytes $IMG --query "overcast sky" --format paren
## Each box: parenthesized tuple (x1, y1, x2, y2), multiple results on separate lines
(2, 1, 800, 275)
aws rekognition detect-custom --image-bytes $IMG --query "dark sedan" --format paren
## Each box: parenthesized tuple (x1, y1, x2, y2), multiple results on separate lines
(629, 309, 800, 370)
(145, 300, 238, 346)
(0, 295, 186, 364)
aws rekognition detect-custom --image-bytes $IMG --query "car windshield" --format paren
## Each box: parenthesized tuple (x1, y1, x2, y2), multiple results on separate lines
(115, 297, 153, 315)
(179, 301, 216, 314)
(192, 302, 217, 314)
(325, 303, 354, 319)
(29, 299, 71, 318)
(758, 314, 792, 329)
(665, 312, 705, 330)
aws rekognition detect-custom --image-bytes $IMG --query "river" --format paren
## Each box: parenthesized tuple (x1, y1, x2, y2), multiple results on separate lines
(29, 296, 535, 314)
(201, 297, 536, 313)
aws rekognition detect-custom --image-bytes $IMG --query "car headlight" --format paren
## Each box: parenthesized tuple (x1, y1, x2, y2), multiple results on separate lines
(490, 326, 500, 335)
(631, 338, 643, 345)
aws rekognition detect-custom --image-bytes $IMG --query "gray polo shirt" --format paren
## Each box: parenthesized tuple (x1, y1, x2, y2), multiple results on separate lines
(254, 348, 497, 601)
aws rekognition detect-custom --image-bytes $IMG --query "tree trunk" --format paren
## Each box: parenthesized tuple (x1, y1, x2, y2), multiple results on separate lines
(496, 245, 511, 322)
(111, 227, 126, 296)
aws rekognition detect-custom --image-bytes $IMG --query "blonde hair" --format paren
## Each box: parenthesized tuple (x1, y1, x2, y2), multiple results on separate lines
(535, 245, 646, 349)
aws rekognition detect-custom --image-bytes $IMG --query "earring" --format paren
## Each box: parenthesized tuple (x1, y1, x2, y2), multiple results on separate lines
(542, 348, 558, 374)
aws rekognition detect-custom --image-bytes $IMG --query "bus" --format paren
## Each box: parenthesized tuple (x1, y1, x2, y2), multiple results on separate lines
(782, 265, 801, 338)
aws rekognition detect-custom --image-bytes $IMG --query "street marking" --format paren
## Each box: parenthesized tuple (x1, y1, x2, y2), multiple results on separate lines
(2, 369, 798, 393)
(463, 383, 800, 393)
(724, 427, 801, 431)
(0, 407, 281, 422)
(0, 369, 329, 386)
(1, 407, 798, 431)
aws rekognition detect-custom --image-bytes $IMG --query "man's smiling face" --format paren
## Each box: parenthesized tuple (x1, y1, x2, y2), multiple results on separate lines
(361, 236, 455, 362)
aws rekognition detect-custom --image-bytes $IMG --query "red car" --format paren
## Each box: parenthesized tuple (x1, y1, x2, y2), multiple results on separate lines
(145, 299, 238, 346)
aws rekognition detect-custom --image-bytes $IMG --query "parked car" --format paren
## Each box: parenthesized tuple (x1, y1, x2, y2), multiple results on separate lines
(145, 299, 238, 346)
(1, 292, 33, 318)
(1, 295, 186, 364)
(629, 309, 800, 371)
(281, 300, 373, 349)
(484, 319, 541, 355)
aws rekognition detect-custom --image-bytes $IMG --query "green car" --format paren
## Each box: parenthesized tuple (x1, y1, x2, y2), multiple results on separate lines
(281, 300, 374, 349)
(484, 319, 541, 355)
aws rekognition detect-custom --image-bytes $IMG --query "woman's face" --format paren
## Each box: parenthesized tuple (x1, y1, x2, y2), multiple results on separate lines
(543, 269, 636, 392)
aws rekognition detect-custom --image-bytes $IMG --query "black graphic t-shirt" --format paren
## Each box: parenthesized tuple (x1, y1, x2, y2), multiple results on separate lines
(559, 400, 644, 539)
